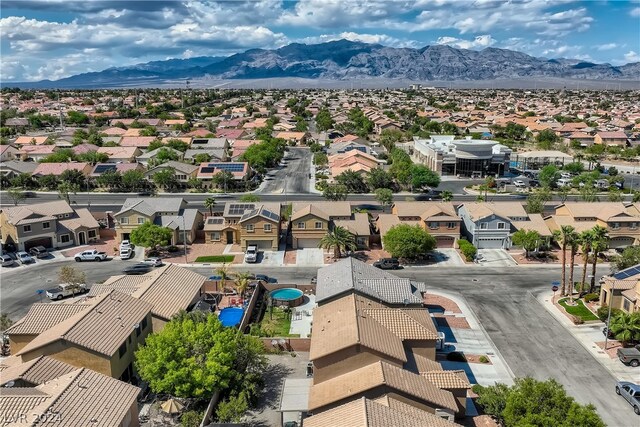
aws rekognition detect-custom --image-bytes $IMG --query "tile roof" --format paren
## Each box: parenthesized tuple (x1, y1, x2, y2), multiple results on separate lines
(16, 291, 152, 358)
(308, 360, 458, 413)
(292, 201, 352, 218)
(2, 200, 74, 225)
(421, 370, 471, 389)
(392, 202, 457, 219)
(304, 397, 460, 427)
(96, 146, 140, 158)
(116, 197, 185, 216)
(58, 208, 99, 232)
(32, 162, 89, 177)
(622, 288, 638, 302)
(0, 356, 76, 387)
(0, 387, 50, 422)
(512, 213, 553, 237)
(5, 304, 90, 336)
(362, 308, 439, 340)
(316, 258, 425, 305)
(333, 212, 371, 236)
(291, 204, 330, 221)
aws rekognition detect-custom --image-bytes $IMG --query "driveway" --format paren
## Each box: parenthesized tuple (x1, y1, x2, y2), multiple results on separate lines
(246, 250, 284, 267)
(432, 248, 465, 266)
(258, 147, 312, 194)
(295, 248, 325, 266)
(477, 249, 517, 267)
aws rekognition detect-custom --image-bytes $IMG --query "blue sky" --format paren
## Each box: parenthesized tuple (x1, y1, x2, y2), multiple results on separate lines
(1, 0, 639, 81)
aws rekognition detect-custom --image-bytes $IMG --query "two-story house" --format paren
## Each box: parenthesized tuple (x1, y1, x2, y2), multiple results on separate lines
(390, 202, 462, 248)
(599, 265, 640, 315)
(594, 131, 628, 147)
(457, 203, 513, 249)
(289, 202, 358, 249)
(0, 200, 100, 252)
(113, 198, 202, 244)
(12, 290, 153, 382)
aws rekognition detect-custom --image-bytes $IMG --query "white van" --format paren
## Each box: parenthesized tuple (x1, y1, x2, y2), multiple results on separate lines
(557, 178, 573, 188)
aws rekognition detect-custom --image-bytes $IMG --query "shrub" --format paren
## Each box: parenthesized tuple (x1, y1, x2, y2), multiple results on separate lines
(181, 411, 203, 427)
(446, 351, 467, 362)
(167, 245, 179, 253)
(597, 305, 622, 322)
(315, 173, 328, 180)
(146, 249, 160, 257)
(457, 239, 477, 261)
(572, 315, 584, 325)
(479, 355, 489, 363)
(583, 293, 599, 303)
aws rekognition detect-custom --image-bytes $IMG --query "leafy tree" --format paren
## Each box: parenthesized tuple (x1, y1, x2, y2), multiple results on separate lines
(239, 194, 260, 202)
(240, 139, 284, 174)
(374, 188, 393, 212)
(335, 170, 368, 193)
(366, 168, 394, 191)
(538, 164, 560, 188)
(580, 186, 599, 202)
(322, 184, 348, 201)
(130, 222, 173, 248)
(10, 173, 37, 190)
(60, 169, 87, 187)
(212, 170, 235, 191)
(40, 148, 76, 163)
(379, 128, 404, 151)
(139, 126, 158, 137)
(512, 229, 542, 258)
(216, 394, 248, 423)
(57, 182, 80, 204)
(121, 169, 146, 191)
(563, 162, 584, 174)
(234, 272, 252, 298)
(37, 174, 60, 191)
(204, 197, 216, 216)
(147, 139, 165, 152)
(319, 225, 357, 258)
(165, 138, 189, 152)
(315, 108, 334, 132)
(313, 152, 328, 167)
(66, 111, 90, 125)
(613, 246, 640, 272)
(536, 129, 560, 149)
(151, 168, 177, 189)
(410, 164, 440, 190)
(96, 170, 122, 189)
(474, 377, 605, 427)
(194, 153, 211, 163)
(383, 224, 436, 260)
(0, 313, 14, 333)
(77, 150, 109, 165)
(57, 266, 87, 297)
(154, 147, 180, 164)
(526, 188, 551, 214)
(6, 188, 25, 206)
(609, 312, 640, 344)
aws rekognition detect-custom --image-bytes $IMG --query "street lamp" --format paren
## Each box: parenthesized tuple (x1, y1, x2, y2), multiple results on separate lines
(182, 216, 188, 264)
(603, 279, 616, 351)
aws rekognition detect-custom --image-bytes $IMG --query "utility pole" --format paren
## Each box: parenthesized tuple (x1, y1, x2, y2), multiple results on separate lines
(182, 216, 188, 264)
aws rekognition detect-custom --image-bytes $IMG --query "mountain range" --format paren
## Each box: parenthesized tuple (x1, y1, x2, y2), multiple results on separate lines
(10, 40, 640, 88)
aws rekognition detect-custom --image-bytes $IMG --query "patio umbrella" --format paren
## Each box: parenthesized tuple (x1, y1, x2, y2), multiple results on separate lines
(160, 398, 184, 414)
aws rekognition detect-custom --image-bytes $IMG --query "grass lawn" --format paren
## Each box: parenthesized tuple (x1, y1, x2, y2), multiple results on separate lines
(194, 255, 235, 263)
(256, 307, 299, 337)
(558, 298, 599, 321)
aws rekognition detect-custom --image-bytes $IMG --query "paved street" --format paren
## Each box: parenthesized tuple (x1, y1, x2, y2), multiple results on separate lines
(0, 260, 632, 425)
(258, 147, 312, 194)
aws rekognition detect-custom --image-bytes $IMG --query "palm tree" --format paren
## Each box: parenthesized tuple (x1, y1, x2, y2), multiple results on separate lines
(204, 197, 216, 216)
(609, 312, 640, 345)
(588, 225, 609, 293)
(216, 263, 231, 281)
(566, 230, 580, 301)
(319, 226, 356, 259)
(578, 230, 594, 294)
(553, 225, 576, 296)
(234, 271, 252, 299)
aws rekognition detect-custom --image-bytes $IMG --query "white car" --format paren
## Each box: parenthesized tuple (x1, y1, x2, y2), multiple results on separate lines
(120, 247, 133, 260)
(513, 180, 526, 188)
(120, 240, 132, 251)
(560, 172, 573, 179)
(16, 251, 35, 264)
(1, 254, 15, 267)
(244, 245, 258, 263)
(143, 257, 163, 267)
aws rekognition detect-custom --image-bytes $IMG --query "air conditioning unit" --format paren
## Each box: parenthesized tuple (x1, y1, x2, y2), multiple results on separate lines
(436, 331, 446, 351)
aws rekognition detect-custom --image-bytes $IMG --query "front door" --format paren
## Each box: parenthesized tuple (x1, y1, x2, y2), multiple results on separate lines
(78, 232, 86, 245)
(226, 231, 234, 244)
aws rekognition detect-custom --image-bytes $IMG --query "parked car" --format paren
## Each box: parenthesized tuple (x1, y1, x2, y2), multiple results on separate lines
(143, 257, 163, 267)
(253, 274, 277, 283)
(0, 254, 15, 267)
(16, 251, 35, 264)
(244, 245, 258, 263)
(513, 180, 526, 188)
(311, 276, 317, 284)
(556, 178, 573, 188)
(74, 249, 107, 262)
(594, 179, 610, 190)
(208, 275, 223, 281)
(120, 248, 133, 260)
(46, 283, 88, 300)
(28, 246, 49, 259)
(529, 179, 540, 188)
(617, 345, 640, 367)
(120, 240, 132, 251)
(615, 381, 640, 415)
(123, 264, 153, 275)
(560, 172, 573, 179)
(373, 258, 400, 270)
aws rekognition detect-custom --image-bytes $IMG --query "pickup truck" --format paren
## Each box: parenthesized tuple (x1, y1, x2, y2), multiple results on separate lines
(46, 283, 88, 300)
(244, 245, 258, 263)
(74, 249, 107, 262)
(617, 345, 640, 367)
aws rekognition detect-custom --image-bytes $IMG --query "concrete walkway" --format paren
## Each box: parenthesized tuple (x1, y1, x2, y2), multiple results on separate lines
(537, 291, 638, 383)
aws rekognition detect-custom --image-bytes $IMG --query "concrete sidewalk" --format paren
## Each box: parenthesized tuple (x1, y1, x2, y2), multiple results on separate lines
(537, 291, 638, 383)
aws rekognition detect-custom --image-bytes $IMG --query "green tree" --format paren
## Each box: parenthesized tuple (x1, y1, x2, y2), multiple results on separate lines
(553, 225, 576, 296)
(315, 108, 334, 132)
(10, 173, 37, 190)
(335, 170, 368, 193)
(366, 168, 394, 191)
(613, 246, 640, 272)
(511, 229, 542, 258)
(40, 148, 76, 163)
(130, 222, 172, 248)
(57, 182, 80, 204)
(322, 184, 348, 201)
(212, 170, 235, 191)
(441, 190, 453, 202)
(319, 226, 357, 258)
(66, 110, 90, 125)
(565, 228, 581, 299)
(474, 377, 605, 427)
(165, 138, 190, 152)
(536, 129, 560, 149)
(578, 230, 594, 292)
(239, 194, 260, 202)
(96, 170, 122, 189)
(410, 164, 440, 190)
(6, 188, 25, 206)
(538, 165, 560, 188)
(38, 174, 60, 191)
(216, 394, 249, 423)
(194, 153, 211, 163)
(0, 313, 14, 333)
(383, 224, 436, 260)
(77, 150, 109, 165)
(151, 168, 177, 189)
(526, 188, 551, 214)
(374, 188, 393, 212)
(379, 128, 404, 151)
(121, 169, 146, 191)
(313, 152, 328, 167)
(154, 147, 180, 164)
(204, 197, 216, 216)
(234, 272, 252, 299)
(609, 312, 640, 345)
(57, 266, 87, 297)
(180, 411, 203, 427)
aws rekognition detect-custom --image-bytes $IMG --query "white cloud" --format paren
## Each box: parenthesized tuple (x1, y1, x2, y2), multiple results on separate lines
(298, 32, 421, 48)
(435, 35, 496, 49)
(595, 43, 618, 51)
(623, 51, 640, 63)
(630, 7, 640, 17)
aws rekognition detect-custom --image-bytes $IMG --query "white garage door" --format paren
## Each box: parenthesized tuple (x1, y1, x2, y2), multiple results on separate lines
(477, 238, 505, 249)
(296, 238, 321, 249)
(247, 240, 274, 250)
(609, 236, 635, 249)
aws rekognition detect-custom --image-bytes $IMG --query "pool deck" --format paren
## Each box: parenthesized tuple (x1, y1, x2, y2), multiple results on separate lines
(289, 294, 316, 338)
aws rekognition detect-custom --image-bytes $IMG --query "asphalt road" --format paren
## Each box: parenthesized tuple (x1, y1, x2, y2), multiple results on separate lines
(0, 259, 631, 425)
(259, 147, 312, 194)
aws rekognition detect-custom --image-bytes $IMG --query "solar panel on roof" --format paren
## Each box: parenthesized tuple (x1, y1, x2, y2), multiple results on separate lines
(201, 167, 216, 174)
(613, 265, 640, 280)
(209, 163, 244, 172)
(94, 164, 116, 174)
(228, 203, 255, 216)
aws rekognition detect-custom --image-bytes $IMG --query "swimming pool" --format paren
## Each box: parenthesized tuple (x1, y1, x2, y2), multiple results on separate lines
(269, 288, 304, 307)
(218, 307, 244, 327)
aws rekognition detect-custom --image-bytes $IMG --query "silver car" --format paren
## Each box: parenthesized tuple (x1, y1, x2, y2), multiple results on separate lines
(16, 251, 35, 264)
(0, 254, 15, 267)
(616, 381, 640, 415)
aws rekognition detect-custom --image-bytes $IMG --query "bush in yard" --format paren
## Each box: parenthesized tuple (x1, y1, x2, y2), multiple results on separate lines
(457, 239, 477, 262)
(583, 293, 599, 303)
(181, 411, 203, 427)
(167, 245, 179, 253)
(596, 305, 622, 322)
(130, 222, 172, 248)
(479, 355, 489, 363)
(382, 224, 436, 260)
(571, 315, 584, 325)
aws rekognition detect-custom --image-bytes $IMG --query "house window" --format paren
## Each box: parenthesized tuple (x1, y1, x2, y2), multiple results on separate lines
(357, 237, 366, 245)
(297, 222, 306, 229)
(118, 342, 127, 358)
(88, 230, 96, 238)
(447, 222, 456, 229)
(141, 316, 148, 330)
(631, 223, 638, 230)
(210, 232, 221, 241)
(429, 222, 439, 229)
(43, 222, 50, 229)
(23, 225, 31, 233)
(246, 224, 254, 232)
(137, 218, 145, 224)
(264, 224, 272, 232)
(120, 217, 129, 224)
(480, 223, 488, 230)
(611, 222, 620, 230)
(623, 298, 631, 312)
(497, 222, 506, 230)
(315, 221, 323, 229)
(60, 234, 70, 243)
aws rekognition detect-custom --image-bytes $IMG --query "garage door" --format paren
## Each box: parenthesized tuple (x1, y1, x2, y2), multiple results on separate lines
(477, 238, 505, 249)
(247, 240, 274, 250)
(296, 238, 321, 249)
(436, 236, 455, 248)
(24, 237, 53, 251)
(609, 236, 635, 249)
